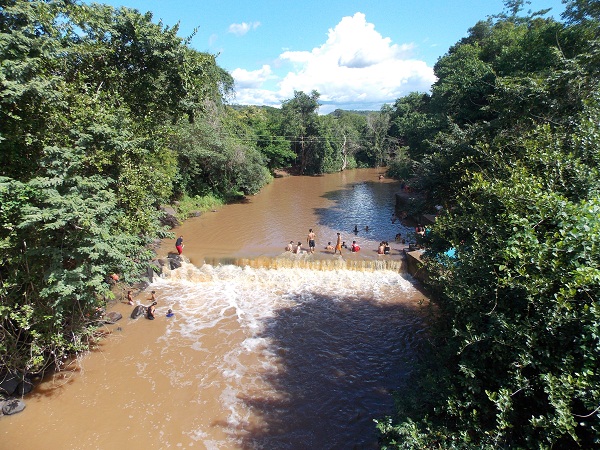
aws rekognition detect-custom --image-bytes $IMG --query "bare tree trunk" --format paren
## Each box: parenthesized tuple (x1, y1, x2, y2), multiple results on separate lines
(340, 134, 348, 171)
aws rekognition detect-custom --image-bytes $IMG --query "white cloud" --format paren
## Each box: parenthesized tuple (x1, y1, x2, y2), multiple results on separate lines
(231, 12, 436, 112)
(228, 21, 261, 36)
(230, 65, 275, 89)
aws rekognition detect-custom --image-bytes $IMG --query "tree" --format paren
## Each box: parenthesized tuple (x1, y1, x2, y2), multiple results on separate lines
(231, 106, 296, 170)
(0, 0, 238, 375)
(363, 105, 392, 167)
(379, 2, 600, 447)
(280, 90, 320, 174)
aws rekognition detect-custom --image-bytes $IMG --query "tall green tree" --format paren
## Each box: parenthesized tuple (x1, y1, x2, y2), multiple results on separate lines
(363, 105, 393, 167)
(379, 1, 600, 447)
(280, 90, 321, 174)
(0, 0, 234, 375)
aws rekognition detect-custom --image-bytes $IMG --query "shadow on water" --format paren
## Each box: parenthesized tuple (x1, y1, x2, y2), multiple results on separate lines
(231, 292, 428, 449)
(314, 181, 412, 243)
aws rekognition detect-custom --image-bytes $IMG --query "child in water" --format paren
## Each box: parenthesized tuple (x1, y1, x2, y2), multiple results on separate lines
(147, 301, 157, 320)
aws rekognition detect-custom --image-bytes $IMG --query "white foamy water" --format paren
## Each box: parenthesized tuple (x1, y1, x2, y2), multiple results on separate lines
(148, 262, 426, 448)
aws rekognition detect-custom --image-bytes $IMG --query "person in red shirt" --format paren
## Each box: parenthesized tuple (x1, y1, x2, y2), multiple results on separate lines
(175, 236, 184, 255)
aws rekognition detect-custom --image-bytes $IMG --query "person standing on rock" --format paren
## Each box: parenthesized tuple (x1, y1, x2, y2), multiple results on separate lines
(175, 235, 184, 255)
(307, 228, 316, 254)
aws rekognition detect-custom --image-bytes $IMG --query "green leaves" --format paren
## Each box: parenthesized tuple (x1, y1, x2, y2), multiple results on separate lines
(0, 1, 237, 375)
(381, 3, 600, 448)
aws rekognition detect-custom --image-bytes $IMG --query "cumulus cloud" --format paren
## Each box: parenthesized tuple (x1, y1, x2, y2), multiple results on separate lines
(231, 12, 436, 113)
(230, 65, 275, 89)
(228, 21, 261, 36)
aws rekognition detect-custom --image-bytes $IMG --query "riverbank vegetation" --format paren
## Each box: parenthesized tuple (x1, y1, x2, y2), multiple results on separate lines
(375, 1, 600, 448)
(1, 0, 598, 447)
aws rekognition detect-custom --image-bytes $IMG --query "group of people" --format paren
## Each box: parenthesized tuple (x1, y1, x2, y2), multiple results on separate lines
(285, 227, 397, 256)
(333, 232, 362, 254)
(353, 224, 369, 233)
(127, 289, 174, 320)
(377, 241, 391, 255)
(285, 229, 317, 254)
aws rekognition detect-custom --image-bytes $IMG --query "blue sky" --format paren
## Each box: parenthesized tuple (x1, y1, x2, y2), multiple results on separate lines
(88, 0, 566, 113)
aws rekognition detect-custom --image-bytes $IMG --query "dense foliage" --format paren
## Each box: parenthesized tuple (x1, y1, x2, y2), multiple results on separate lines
(378, 1, 600, 448)
(0, 0, 264, 376)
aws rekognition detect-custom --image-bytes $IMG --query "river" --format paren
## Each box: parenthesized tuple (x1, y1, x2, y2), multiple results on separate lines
(0, 168, 430, 449)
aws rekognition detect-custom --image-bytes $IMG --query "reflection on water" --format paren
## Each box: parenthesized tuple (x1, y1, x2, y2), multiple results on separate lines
(0, 169, 429, 449)
(317, 180, 409, 242)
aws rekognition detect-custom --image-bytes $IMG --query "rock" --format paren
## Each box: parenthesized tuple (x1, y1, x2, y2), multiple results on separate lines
(161, 205, 177, 216)
(157, 258, 167, 267)
(2, 398, 26, 415)
(168, 254, 183, 270)
(130, 305, 146, 319)
(0, 372, 20, 396)
(159, 206, 179, 228)
(104, 311, 122, 324)
(147, 263, 161, 282)
(16, 379, 34, 396)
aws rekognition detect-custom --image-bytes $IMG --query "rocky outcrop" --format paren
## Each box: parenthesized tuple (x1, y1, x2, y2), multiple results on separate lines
(0, 372, 20, 397)
(159, 206, 180, 228)
(168, 253, 183, 270)
(0, 372, 32, 417)
(130, 305, 147, 319)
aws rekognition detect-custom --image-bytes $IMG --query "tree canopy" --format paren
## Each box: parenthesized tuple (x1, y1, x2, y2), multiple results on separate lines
(377, 1, 600, 448)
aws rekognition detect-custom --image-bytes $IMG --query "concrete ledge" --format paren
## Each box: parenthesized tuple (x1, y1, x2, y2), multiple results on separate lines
(405, 249, 427, 281)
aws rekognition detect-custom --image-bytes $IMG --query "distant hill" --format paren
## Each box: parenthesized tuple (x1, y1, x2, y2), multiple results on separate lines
(327, 108, 372, 117)
(228, 104, 375, 117)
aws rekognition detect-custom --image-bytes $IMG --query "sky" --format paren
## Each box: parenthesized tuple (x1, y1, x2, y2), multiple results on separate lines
(87, 0, 566, 114)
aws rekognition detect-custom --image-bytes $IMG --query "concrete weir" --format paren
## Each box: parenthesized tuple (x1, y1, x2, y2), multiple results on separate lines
(404, 250, 427, 281)
(203, 255, 407, 273)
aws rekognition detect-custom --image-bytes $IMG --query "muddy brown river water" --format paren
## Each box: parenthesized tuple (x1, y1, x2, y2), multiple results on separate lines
(0, 169, 429, 449)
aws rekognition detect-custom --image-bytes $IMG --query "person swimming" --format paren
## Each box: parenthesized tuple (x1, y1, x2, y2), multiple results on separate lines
(166, 308, 174, 318)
